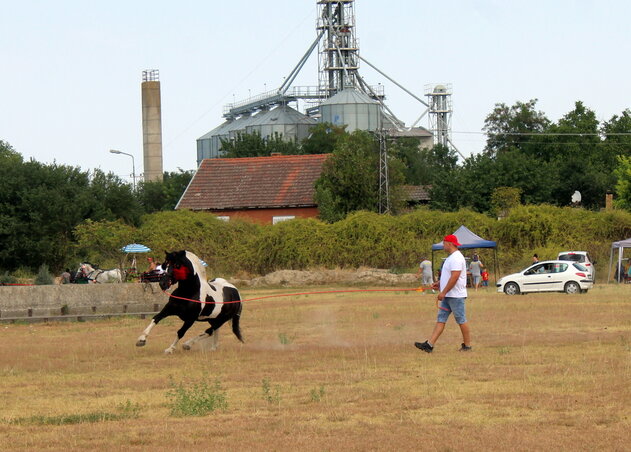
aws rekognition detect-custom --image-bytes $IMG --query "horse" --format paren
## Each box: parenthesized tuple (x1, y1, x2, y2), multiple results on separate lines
(135, 250, 243, 354)
(76, 263, 123, 283)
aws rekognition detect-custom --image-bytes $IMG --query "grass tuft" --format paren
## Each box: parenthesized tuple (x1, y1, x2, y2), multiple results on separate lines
(166, 377, 228, 417)
(3, 399, 141, 425)
(261, 378, 282, 405)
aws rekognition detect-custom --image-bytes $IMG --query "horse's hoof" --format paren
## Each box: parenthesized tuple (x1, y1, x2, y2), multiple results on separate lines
(182, 344, 191, 351)
(136, 340, 146, 347)
(164, 348, 175, 354)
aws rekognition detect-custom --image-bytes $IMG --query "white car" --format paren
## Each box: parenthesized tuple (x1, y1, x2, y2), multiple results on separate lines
(497, 260, 593, 295)
(558, 251, 596, 281)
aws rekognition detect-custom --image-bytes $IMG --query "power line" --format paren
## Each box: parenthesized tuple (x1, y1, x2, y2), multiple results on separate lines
(453, 131, 631, 137)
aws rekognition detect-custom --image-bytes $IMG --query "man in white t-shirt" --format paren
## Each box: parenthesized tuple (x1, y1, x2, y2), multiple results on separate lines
(415, 234, 472, 353)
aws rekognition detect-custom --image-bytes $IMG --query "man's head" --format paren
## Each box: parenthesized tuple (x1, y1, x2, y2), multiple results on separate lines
(443, 234, 461, 253)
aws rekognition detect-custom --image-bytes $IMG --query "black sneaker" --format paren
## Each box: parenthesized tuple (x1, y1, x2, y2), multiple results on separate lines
(414, 341, 433, 353)
(459, 343, 472, 352)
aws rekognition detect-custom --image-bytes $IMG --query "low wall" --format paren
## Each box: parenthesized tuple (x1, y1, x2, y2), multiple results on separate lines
(0, 283, 166, 318)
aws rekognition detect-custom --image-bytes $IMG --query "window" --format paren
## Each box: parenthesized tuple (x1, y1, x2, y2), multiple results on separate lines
(216, 216, 230, 222)
(272, 215, 295, 224)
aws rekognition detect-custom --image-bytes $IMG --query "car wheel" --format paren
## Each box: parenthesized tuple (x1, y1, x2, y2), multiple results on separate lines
(564, 281, 580, 294)
(504, 282, 520, 295)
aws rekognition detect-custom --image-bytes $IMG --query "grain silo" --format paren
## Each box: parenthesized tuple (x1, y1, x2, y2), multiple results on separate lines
(196, 0, 457, 163)
(319, 87, 382, 133)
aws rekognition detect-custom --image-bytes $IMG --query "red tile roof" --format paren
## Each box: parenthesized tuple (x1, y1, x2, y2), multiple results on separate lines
(177, 154, 330, 210)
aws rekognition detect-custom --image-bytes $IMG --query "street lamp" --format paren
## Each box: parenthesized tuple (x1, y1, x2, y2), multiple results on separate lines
(109, 149, 136, 191)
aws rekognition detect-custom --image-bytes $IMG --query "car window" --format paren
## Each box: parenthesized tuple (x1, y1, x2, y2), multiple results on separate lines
(573, 263, 588, 271)
(559, 254, 584, 263)
(552, 263, 568, 273)
(525, 264, 546, 275)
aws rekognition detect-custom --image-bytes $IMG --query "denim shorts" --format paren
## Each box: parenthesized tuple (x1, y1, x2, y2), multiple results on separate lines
(437, 297, 467, 324)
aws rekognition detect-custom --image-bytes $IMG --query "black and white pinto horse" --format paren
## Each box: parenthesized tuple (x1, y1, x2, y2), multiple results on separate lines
(77, 263, 123, 283)
(136, 250, 243, 354)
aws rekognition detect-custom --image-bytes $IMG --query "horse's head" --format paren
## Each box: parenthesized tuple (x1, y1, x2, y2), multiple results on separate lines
(159, 250, 196, 290)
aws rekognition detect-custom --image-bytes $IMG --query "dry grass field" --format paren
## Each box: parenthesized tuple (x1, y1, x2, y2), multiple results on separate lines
(0, 284, 629, 451)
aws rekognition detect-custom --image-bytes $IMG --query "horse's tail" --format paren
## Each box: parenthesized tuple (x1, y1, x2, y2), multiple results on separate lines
(232, 300, 244, 343)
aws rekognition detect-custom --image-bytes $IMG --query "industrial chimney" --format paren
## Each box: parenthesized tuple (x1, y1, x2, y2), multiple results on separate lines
(141, 69, 163, 182)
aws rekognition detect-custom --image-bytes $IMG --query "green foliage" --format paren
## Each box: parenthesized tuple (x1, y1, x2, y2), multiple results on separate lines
(300, 122, 347, 155)
(614, 155, 631, 209)
(309, 385, 326, 402)
(34, 264, 53, 285)
(123, 168, 192, 214)
(314, 130, 408, 222)
(87, 169, 143, 224)
(221, 131, 301, 158)
(0, 140, 23, 164)
(278, 332, 292, 345)
(138, 210, 261, 275)
(74, 219, 136, 268)
(4, 400, 140, 425)
(482, 99, 550, 157)
(0, 271, 17, 285)
(0, 140, 144, 272)
(261, 378, 281, 405)
(57, 204, 631, 280)
(166, 377, 228, 417)
(251, 217, 331, 273)
(491, 187, 523, 218)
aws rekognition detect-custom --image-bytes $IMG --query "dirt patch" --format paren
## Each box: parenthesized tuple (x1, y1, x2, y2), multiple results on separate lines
(231, 268, 418, 287)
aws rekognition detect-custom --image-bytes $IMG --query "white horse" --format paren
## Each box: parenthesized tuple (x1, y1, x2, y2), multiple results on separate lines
(77, 263, 123, 283)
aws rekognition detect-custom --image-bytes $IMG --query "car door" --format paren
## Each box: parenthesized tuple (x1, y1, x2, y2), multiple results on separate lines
(547, 263, 569, 291)
(521, 263, 556, 292)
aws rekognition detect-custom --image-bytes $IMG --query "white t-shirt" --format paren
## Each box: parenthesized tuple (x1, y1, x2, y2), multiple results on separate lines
(440, 250, 468, 298)
(419, 260, 432, 276)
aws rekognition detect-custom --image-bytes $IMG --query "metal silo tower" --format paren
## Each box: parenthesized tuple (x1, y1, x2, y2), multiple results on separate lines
(142, 69, 164, 182)
(425, 84, 453, 148)
(317, 0, 359, 97)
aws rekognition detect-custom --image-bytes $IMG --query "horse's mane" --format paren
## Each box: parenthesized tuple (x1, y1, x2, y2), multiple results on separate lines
(184, 251, 207, 282)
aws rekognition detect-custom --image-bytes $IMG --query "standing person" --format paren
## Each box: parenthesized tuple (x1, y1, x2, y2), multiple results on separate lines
(416, 257, 434, 290)
(415, 234, 471, 353)
(469, 254, 484, 290)
(532, 254, 539, 264)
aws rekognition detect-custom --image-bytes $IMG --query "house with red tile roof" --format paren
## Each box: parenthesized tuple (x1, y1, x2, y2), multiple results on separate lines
(176, 154, 329, 224)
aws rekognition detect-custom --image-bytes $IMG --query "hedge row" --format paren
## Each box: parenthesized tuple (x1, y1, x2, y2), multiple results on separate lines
(93, 205, 631, 280)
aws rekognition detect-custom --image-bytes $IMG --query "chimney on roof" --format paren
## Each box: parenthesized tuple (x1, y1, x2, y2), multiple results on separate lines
(270, 152, 282, 157)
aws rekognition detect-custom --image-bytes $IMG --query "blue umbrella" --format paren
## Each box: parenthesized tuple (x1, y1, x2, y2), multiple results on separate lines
(121, 243, 151, 253)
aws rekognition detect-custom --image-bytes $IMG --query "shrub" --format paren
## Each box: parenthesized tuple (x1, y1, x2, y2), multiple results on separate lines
(166, 377, 228, 417)
(34, 264, 54, 285)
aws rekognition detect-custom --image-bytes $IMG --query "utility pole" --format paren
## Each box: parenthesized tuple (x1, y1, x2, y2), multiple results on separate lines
(377, 129, 390, 214)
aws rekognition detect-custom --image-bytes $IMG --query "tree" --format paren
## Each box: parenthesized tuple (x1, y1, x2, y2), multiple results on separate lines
(614, 155, 631, 210)
(300, 122, 347, 155)
(315, 131, 380, 222)
(314, 130, 405, 222)
(482, 99, 550, 158)
(546, 101, 612, 208)
(221, 131, 301, 158)
(491, 187, 522, 218)
(0, 140, 23, 164)
(137, 169, 194, 212)
(86, 169, 143, 225)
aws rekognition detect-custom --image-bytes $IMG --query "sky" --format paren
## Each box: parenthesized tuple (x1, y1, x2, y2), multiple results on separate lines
(2, 0, 631, 183)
